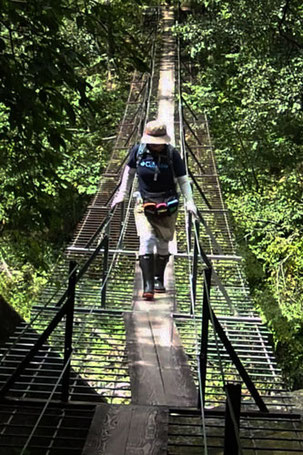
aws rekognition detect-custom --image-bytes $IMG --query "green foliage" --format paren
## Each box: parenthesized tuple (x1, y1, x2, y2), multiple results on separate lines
(178, 0, 303, 387)
(0, 242, 49, 320)
(226, 180, 303, 387)
(0, 0, 151, 317)
(0, 0, 148, 232)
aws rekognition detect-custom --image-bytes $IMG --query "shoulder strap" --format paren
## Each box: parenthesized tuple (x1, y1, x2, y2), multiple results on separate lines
(136, 143, 147, 168)
(136, 143, 176, 179)
(167, 144, 175, 179)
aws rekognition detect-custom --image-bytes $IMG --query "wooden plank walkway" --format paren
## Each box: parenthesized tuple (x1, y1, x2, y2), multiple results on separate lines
(122, 5, 197, 407)
(82, 404, 168, 455)
(84, 7, 196, 455)
(124, 259, 197, 407)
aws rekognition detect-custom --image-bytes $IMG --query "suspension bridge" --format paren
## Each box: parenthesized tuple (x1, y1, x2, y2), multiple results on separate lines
(0, 6, 302, 454)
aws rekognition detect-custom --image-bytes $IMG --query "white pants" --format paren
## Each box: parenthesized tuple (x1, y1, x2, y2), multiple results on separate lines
(139, 233, 169, 255)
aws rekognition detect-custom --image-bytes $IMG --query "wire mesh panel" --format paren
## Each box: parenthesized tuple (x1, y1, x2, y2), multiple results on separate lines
(174, 315, 292, 411)
(0, 402, 95, 455)
(69, 312, 131, 403)
(0, 310, 131, 404)
(167, 410, 303, 454)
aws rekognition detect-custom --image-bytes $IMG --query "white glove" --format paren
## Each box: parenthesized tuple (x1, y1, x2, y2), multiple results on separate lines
(186, 200, 198, 218)
(111, 166, 136, 208)
(133, 191, 143, 204)
(177, 175, 198, 218)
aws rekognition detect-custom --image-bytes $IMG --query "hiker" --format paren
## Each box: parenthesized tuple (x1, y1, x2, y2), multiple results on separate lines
(111, 120, 197, 300)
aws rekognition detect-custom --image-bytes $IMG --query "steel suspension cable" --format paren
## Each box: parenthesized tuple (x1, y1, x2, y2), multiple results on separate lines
(15, 16, 161, 451)
(178, 29, 243, 453)
(17, 168, 136, 455)
(0, 8, 160, 370)
(0, 257, 79, 364)
(0, 207, 118, 367)
(177, 33, 208, 454)
(20, 353, 73, 455)
(64, 31, 160, 402)
(193, 218, 243, 454)
(67, 20, 162, 369)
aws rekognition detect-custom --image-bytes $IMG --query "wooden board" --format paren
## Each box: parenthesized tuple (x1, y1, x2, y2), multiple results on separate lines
(132, 258, 175, 312)
(125, 311, 197, 407)
(125, 311, 166, 405)
(82, 404, 168, 455)
(127, 255, 197, 407)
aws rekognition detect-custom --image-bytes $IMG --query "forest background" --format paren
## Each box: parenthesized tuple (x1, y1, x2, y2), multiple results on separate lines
(1, 0, 303, 388)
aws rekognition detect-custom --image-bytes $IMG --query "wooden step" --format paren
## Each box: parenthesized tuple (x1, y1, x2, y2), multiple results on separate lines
(82, 404, 168, 455)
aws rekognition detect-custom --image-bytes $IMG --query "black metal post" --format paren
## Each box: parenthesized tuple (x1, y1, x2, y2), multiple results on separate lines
(101, 235, 109, 308)
(197, 237, 267, 412)
(0, 235, 110, 398)
(199, 266, 212, 408)
(76, 236, 109, 283)
(62, 261, 77, 402)
(85, 213, 112, 249)
(224, 383, 242, 455)
(191, 221, 198, 312)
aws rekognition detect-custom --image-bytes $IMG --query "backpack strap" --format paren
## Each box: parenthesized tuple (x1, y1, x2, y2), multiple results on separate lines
(136, 143, 147, 169)
(136, 143, 176, 180)
(167, 144, 175, 179)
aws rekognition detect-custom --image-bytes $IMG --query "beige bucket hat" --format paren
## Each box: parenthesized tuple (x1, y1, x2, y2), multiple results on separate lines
(141, 120, 171, 144)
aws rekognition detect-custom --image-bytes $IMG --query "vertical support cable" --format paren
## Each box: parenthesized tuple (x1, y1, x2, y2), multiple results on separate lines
(187, 212, 192, 252)
(101, 235, 109, 308)
(120, 201, 125, 243)
(61, 261, 77, 402)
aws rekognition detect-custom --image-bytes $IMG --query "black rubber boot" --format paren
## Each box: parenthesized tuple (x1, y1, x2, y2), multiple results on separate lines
(154, 254, 170, 293)
(139, 254, 154, 300)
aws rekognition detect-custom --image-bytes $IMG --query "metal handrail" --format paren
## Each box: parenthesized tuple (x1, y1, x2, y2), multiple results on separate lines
(177, 31, 268, 454)
(177, 31, 209, 454)
(192, 221, 244, 454)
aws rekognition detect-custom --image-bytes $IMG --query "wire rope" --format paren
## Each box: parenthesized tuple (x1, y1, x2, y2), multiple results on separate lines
(20, 353, 72, 455)
(193, 207, 243, 454)
(0, 0, 160, 373)
(0, 254, 81, 365)
(14, 13, 160, 452)
(178, 29, 243, 453)
(177, 33, 208, 455)
(15, 133, 137, 455)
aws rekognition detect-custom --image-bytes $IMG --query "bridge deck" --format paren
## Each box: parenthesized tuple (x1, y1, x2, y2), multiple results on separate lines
(125, 261, 197, 408)
(83, 404, 168, 455)
(0, 5, 302, 455)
